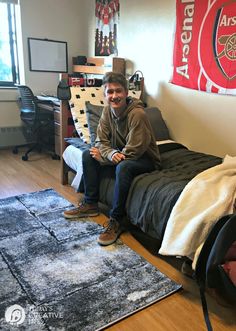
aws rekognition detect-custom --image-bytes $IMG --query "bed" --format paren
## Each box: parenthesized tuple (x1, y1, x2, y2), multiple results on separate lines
(59, 85, 236, 259)
(63, 138, 222, 247)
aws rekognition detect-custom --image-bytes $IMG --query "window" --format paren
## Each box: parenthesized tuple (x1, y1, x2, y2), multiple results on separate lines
(0, 2, 19, 86)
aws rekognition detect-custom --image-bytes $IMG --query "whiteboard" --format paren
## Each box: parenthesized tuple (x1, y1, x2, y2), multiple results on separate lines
(28, 38, 68, 73)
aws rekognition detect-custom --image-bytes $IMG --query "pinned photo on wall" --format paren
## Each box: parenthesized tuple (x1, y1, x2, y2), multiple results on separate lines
(95, 0, 120, 56)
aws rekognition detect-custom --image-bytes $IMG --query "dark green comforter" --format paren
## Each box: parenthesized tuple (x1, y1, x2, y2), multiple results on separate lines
(98, 143, 222, 241)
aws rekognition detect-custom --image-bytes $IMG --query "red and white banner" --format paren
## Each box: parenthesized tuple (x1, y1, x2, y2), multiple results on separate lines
(171, 0, 236, 95)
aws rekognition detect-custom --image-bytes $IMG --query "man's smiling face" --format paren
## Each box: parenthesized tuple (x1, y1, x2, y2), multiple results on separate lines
(104, 82, 128, 115)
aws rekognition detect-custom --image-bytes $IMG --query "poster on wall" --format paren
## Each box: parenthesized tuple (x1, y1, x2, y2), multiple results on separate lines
(171, 0, 236, 95)
(95, 0, 120, 56)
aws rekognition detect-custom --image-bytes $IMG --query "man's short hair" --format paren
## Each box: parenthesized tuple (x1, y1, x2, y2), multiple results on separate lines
(102, 72, 128, 91)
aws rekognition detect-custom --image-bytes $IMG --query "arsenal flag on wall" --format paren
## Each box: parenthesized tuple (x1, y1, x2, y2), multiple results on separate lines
(171, 0, 236, 95)
(95, 0, 120, 56)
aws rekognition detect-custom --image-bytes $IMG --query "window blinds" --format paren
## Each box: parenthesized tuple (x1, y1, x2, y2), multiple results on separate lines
(0, 0, 19, 4)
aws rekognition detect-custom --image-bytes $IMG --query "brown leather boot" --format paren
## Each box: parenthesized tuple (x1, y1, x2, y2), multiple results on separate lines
(97, 218, 123, 246)
(63, 201, 99, 219)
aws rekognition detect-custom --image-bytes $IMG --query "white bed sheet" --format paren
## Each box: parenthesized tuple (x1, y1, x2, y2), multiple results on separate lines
(62, 145, 83, 190)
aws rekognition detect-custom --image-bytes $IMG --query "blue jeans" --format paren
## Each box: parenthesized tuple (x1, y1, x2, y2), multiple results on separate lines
(81, 149, 157, 221)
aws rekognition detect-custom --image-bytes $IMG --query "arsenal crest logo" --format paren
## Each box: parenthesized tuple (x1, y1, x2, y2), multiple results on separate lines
(199, 0, 236, 89)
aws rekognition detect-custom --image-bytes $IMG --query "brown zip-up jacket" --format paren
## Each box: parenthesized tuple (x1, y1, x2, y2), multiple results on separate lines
(95, 98, 161, 169)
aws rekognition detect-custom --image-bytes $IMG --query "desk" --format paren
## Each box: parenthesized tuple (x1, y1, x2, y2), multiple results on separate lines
(37, 96, 61, 157)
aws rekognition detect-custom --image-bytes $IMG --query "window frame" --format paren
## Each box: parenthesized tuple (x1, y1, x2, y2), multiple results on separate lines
(0, 3, 19, 87)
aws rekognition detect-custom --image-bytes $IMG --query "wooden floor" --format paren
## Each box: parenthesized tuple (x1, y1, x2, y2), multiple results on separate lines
(0, 148, 235, 331)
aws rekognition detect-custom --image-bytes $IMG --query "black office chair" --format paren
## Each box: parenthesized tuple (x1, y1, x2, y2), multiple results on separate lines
(13, 85, 56, 161)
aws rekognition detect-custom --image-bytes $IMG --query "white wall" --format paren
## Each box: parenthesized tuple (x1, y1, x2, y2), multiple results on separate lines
(87, 0, 235, 157)
(120, 0, 236, 157)
(19, 0, 90, 94)
(0, 0, 90, 127)
(0, 0, 235, 157)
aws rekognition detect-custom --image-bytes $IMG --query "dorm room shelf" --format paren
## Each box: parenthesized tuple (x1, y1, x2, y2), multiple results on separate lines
(73, 56, 126, 75)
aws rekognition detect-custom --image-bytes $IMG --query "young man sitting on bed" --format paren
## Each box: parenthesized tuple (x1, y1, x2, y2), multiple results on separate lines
(63, 72, 161, 246)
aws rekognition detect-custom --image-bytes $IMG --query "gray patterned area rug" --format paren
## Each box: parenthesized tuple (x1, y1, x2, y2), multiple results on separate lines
(0, 188, 182, 331)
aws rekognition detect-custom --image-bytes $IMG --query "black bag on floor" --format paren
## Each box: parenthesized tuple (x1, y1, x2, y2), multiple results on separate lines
(195, 214, 236, 331)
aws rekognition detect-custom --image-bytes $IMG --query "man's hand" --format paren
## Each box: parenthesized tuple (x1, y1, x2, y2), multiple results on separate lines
(111, 152, 126, 164)
(90, 147, 102, 161)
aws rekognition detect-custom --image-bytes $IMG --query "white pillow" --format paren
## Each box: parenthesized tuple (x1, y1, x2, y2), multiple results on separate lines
(69, 87, 105, 143)
(69, 87, 142, 143)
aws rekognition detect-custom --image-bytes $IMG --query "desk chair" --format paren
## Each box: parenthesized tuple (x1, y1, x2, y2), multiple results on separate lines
(13, 85, 56, 161)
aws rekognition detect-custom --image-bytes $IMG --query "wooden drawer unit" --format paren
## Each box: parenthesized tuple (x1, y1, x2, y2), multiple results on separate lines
(54, 109, 60, 123)
(54, 108, 61, 157)
(54, 120, 60, 136)
(54, 132, 61, 157)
